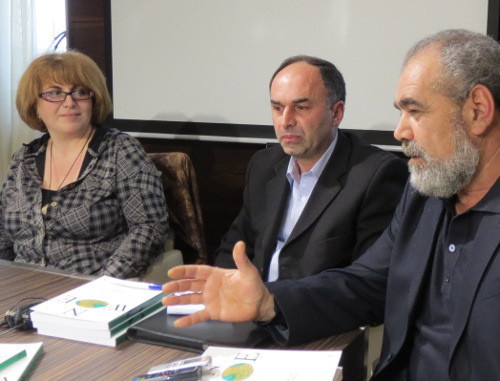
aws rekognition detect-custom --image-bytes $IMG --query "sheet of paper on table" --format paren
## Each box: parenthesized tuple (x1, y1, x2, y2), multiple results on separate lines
(201, 345, 342, 381)
(167, 304, 204, 315)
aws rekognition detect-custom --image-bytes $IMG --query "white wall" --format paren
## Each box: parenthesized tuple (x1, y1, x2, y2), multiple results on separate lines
(110, 0, 489, 139)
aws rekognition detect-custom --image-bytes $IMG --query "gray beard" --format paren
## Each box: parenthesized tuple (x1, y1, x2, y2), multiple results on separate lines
(402, 116, 480, 198)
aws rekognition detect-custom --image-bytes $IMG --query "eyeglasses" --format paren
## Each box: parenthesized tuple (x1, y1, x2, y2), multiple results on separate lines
(38, 89, 94, 102)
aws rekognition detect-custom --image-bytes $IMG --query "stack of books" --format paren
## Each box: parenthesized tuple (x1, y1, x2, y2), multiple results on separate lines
(30, 276, 164, 347)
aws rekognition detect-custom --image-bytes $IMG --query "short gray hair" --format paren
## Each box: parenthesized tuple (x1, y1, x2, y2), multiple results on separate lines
(404, 29, 500, 108)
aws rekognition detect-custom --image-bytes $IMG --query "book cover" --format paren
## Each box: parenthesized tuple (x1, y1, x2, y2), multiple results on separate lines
(30, 276, 163, 331)
(0, 342, 44, 381)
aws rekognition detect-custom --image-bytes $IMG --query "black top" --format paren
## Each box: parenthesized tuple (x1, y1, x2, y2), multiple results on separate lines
(37, 127, 106, 206)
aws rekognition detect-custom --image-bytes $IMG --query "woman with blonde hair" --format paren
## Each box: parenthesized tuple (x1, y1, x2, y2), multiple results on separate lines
(0, 51, 168, 279)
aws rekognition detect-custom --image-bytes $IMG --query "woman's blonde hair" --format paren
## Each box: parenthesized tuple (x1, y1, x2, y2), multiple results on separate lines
(16, 51, 112, 132)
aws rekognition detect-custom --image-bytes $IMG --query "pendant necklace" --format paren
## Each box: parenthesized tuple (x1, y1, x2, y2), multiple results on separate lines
(41, 127, 94, 215)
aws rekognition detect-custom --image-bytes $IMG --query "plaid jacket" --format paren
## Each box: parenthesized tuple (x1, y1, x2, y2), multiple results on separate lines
(0, 127, 168, 279)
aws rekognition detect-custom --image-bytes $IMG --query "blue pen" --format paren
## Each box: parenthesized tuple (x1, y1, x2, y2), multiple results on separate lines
(110, 280, 163, 291)
(147, 283, 162, 291)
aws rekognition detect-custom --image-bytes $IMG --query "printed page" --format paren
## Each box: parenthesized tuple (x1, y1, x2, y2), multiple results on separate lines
(202, 346, 341, 381)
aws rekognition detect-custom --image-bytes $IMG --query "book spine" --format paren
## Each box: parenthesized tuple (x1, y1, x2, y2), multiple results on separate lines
(107, 294, 164, 329)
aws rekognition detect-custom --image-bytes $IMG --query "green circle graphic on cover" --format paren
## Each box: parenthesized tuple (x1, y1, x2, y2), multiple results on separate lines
(76, 300, 109, 308)
(221, 363, 254, 380)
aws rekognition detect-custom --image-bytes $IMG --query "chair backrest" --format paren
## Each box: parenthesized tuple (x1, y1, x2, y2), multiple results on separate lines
(148, 152, 208, 264)
(140, 233, 183, 283)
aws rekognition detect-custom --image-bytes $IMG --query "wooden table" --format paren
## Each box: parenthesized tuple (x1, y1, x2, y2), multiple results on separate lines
(0, 260, 364, 380)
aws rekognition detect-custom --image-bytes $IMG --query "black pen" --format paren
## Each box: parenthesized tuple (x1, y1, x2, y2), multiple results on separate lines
(133, 365, 202, 381)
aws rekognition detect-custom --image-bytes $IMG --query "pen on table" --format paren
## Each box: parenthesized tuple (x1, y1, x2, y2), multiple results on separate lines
(111, 280, 163, 291)
(0, 349, 27, 372)
(147, 283, 163, 290)
(132, 282, 163, 291)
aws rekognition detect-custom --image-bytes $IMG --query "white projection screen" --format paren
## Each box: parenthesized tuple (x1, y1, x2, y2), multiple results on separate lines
(109, 0, 493, 146)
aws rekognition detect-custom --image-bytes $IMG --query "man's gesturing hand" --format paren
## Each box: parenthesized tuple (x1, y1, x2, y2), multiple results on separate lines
(162, 241, 276, 327)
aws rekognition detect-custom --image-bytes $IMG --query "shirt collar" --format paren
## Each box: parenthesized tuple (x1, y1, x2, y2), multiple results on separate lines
(87, 125, 110, 156)
(471, 178, 500, 213)
(23, 125, 110, 157)
(443, 178, 500, 214)
(286, 131, 338, 185)
(23, 134, 49, 157)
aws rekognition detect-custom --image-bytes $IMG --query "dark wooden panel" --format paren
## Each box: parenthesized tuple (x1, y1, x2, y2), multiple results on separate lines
(66, 0, 109, 76)
(488, 0, 500, 39)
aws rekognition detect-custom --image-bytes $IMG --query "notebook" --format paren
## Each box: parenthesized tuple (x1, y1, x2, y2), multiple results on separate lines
(126, 308, 271, 352)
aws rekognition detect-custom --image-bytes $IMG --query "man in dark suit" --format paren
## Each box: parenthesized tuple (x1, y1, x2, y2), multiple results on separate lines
(215, 55, 408, 280)
(163, 29, 500, 380)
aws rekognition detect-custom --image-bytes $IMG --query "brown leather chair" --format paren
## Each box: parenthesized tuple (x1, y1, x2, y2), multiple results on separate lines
(139, 152, 208, 283)
(148, 152, 208, 264)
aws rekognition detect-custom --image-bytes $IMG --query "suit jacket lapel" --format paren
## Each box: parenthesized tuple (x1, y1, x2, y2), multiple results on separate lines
(261, 155, 291, 264)
(382, 197, 443, 362)
(449, 212, 500, 358)
(286, 132, 349, 243)
(405, 198, 444, 314)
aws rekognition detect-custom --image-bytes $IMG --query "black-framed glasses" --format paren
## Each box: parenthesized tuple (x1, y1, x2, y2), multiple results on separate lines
(38, 89, 94, 102)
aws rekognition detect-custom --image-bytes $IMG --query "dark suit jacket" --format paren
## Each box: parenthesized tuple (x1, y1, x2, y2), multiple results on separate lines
(268, 180, 500, 379)
(215, 131, 408, 280)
